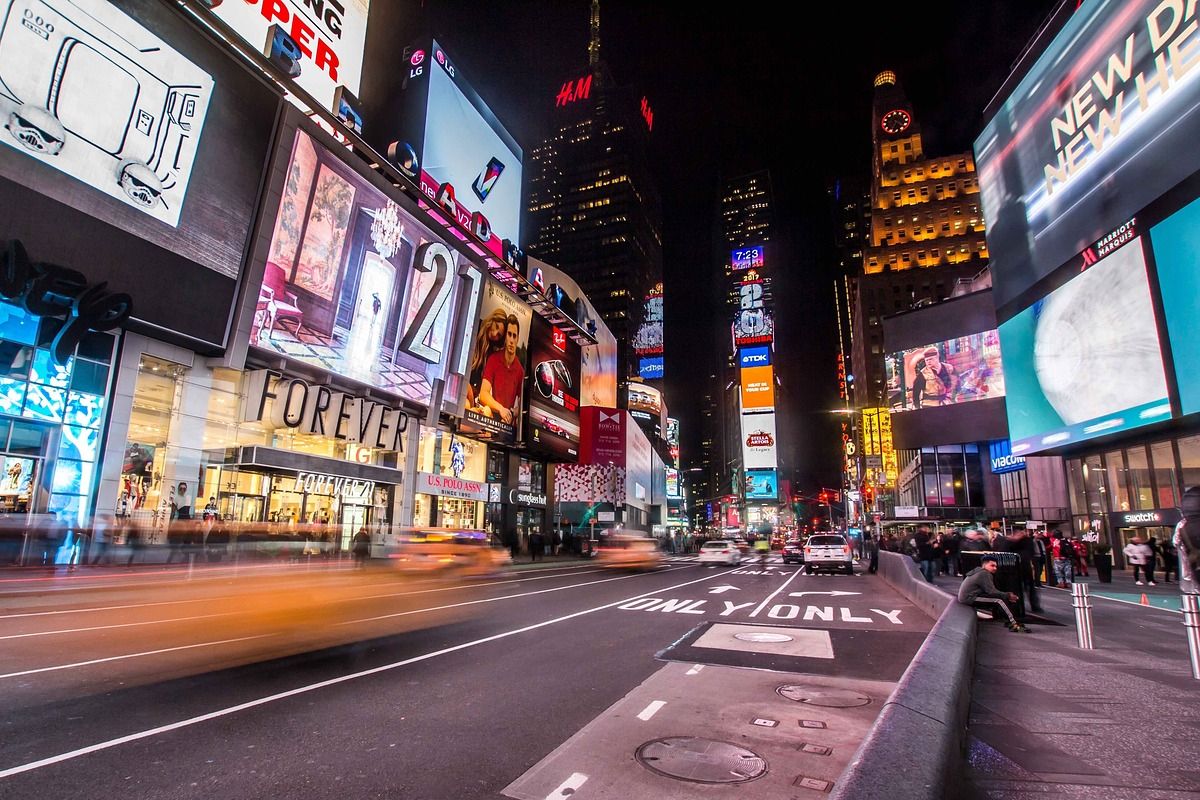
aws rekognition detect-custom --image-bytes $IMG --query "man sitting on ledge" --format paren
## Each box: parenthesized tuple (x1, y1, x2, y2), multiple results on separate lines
(958, 555, 1029, 633)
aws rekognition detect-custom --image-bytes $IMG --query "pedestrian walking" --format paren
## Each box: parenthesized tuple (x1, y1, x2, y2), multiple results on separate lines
(1161, 536, 1178, 584)
(1051, 530, 1075, 588)
(1031, 533, 1047, 586)
(1070, 535, 1089, 577)
(1176, 486, 1200, 595)
(914, 526, 937, 583)
(1124, 537, 1155, 585)
(529, 530, 542, 562)
(999, 528, 1043, 613)
(352, 528, 370, 568)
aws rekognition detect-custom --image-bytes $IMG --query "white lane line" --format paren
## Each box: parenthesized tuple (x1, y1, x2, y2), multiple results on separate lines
(544, 772, 588, 799)
(0, 636, 270, 680)
(637, 700, 666, 721)
(0, 613, 234, 640)
(685, 664, 704, 675)
(339, 568, 690, 625)
(0, 569, 732, 778)
(747, 568, 805, 618)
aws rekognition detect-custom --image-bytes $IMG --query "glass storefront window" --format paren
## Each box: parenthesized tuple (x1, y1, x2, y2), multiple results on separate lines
(1067, 459, 1087, 515)
(1104, 450, 1129, 512)
(1179, 435, 1200, 493)
(1124, 445, 1154, 511)
(415, 427, 487, 481)
(1150, 440, 1179, 509)
(1082, 455, 1107, 515)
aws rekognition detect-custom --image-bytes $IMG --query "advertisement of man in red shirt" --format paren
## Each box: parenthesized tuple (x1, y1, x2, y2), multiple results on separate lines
(478, 315, 525, 424)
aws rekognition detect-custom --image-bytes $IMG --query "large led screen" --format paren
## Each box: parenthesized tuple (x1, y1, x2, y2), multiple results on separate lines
(0, 0, 281, 350)
(975, 0, 1200, 311)
(388, 40, 522, 258)
(461, 278, 531, 442)
(741, 412, 777, 470)
(525, 316, 581, 461)
(744, 468, 778, 501)
(633, 282, 664, 376)
(740, 365, 775, 411)
(886, 331, 1005, 412)
(205, 0, 371, 113)
(1149, 194, 1200, 416)
(252, 124, 481, 410)
(527, 257, 618, 407)
(998, 237, 1170, 455)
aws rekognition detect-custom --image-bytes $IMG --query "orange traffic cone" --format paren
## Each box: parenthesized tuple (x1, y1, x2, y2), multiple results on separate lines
(1140, 593, 1150, 606)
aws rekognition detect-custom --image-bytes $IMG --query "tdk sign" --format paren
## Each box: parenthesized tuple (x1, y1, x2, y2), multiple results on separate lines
(739, 346, 771, 368)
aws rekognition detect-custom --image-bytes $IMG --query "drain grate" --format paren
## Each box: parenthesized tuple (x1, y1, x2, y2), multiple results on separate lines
(776, 684, 871, 708)
(635, 737, 768, 784)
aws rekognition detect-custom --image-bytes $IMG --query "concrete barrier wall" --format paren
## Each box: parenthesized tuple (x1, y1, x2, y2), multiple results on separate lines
(829, 552, 977, 800)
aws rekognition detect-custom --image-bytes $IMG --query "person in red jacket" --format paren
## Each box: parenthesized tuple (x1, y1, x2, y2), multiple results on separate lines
(1070, 535, 1088, 577)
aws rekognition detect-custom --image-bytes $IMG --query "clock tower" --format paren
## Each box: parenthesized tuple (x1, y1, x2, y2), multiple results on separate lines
(870, 70, 921, 193)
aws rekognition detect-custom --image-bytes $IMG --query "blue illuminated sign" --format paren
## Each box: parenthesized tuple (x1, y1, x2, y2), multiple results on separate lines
(732, 245, 765, 271)
(639, 356, 664, 380)
(744, 467, 778, 500)
(739, 346, 771, 369)
(988, 440, 1027, 474)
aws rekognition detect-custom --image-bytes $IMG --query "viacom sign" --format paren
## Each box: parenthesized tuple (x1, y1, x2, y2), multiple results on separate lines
(988, 439, 1026, 474)
(739, 345, 772, 369)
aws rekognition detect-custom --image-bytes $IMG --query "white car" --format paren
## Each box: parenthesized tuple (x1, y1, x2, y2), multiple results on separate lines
(804, 534, 854, 575)
(698, 540, 742, 567)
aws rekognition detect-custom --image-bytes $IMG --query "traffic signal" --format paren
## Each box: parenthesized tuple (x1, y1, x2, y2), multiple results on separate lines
(819, 491, 829, 503)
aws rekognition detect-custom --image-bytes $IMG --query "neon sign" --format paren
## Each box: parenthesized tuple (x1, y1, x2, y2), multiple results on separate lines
(640, 97, 654, 131)
(556, 75, 593, 107)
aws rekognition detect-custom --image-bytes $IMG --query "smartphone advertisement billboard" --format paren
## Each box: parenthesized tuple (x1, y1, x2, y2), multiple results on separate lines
(384, 39, 522, 259)
(0, 0, 281, 351)
(251, 119, 484, 411)
(525, 316, 582, 461)
(999, 235, 1170, 455)
(975, 0, 1200, 312)
(886, 331, 1005, 412)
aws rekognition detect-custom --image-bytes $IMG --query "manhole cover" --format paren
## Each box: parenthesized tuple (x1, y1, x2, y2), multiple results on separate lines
(734, 632, 794, 643)
(776, 685, 871, 708)
(636, 737, 767, 784)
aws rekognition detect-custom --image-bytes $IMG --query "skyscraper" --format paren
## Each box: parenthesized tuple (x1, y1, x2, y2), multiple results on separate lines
(525, 2, 663, 383)
(849, 71, 989, 409)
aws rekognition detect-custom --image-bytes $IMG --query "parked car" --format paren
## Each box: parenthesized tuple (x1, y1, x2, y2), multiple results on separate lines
(782, 539, 805, 565)
(698, 539, 742, 567)
(597, 534, 662, 571)
(804, 533, 854, 575)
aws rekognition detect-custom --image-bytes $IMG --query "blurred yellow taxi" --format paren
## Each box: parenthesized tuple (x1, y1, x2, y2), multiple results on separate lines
(596, 533, 663, 571)
(388, 528, 511, 577)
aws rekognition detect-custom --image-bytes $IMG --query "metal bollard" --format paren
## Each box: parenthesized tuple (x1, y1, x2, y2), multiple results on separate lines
(1183, 594, 1200, 680)
(1071, 583, 1094, 649)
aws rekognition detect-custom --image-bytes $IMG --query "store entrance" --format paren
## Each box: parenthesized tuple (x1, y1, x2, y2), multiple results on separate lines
(1118, 526, 1171, 567)
(339, 502, 369, 552)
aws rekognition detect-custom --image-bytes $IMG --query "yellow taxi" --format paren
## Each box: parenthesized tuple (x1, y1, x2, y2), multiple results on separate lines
(388, 528, 511, 577)
(596, 533, 663, 571)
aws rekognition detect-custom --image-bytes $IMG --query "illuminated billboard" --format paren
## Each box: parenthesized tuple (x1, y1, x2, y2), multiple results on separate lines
(633, 282, 664, 377)
(975, 0, 1200, 311)
(666, 467, 681, 499)
(385, 39, 522, 258)
(461, 278, 531, 442)
(204, 0, 371, 113)
(886, 331, 1005, 412)
(861, 408, 898, 486)
(739, 345, 771, 369)
(626, 382, 664, 422)
(0, 0, 281, 350)
(638, 356, 664, 380)
(526, 316, 582, 461)
(745, 468, 778, 501)
(999, 236, 1170, 455)
(741, 412, 777, 470)
(526, 257, 618, 407)
(734, 271, 773, 345)
(1149, 195, 1200, 416)
(252, 122, 482, 411)
(731, 245, 765, 271)
(740, 365, 775, 411)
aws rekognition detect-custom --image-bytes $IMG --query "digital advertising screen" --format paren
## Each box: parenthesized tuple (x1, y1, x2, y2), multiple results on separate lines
(638, 357, 664, 381)
(975, 0, 1200, 312)
(998, 237, 1170, 455)
(739, 345, 771, 369)
(886, 331, 1005, 412)
(203, 0, 370, 113)
(632, 282, 664, 372)
(460, 278, 531, 442)
(526, 257, 618, 407)
(740, 365, 775, 411)
(387, 39, 523, 258)
(0, 0, 282, 350)
(744, 468, 778, 501)
(525, 316, 582, 461)
(734, 271, 773, 345)
(731, 245, 765, 271)
(626, 383, 664, 420)
(666, 467, 681, 499)
(741, 412, 777, 470)
(1149, 194, 1200, 416)
(252, 119, 484, 412)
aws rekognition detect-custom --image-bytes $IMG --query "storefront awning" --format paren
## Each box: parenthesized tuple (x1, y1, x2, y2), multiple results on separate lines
(223, 446, 402, 486)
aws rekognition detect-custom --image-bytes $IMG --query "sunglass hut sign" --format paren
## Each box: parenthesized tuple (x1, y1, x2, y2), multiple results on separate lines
(243, 369, 409, 451)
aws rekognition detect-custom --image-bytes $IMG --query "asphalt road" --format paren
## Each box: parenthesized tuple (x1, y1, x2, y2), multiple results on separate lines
(0, 556, 934, 799)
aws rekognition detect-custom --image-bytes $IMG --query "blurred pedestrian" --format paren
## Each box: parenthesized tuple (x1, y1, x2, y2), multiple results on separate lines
(914, 526, 937, 583)
(1070, 534, 1088, 577)
(352, 528, 370, 568)
(1161, 535, 1178, 584)
(125, 520, 143, 567)
(529, 530, 543, 562)
(999, 528, 1043, 613)
(961, 528, 989, 552)
(1031, 532, 1047, 586)
(1176, 486, 1200, 594)
(1147, 535, 1162, 582)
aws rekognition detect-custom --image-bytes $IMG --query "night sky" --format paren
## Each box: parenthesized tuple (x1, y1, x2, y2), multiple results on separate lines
(405, 1, 1063, 490)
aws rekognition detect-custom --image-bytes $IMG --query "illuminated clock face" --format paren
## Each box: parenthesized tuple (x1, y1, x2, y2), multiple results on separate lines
(881, 109, 912, 135)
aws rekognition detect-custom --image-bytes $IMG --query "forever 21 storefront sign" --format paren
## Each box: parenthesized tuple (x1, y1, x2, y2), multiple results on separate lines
(243, 369, 410, 451)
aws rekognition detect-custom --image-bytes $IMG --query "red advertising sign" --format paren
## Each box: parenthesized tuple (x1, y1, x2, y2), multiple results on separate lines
(579, 406, 626, 467)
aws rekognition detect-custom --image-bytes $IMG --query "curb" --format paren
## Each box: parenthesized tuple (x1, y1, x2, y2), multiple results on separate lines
(829, 552, 976, 800)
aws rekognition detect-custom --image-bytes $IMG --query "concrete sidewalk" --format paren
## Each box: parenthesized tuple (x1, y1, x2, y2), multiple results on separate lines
(958, 580, 1199, 798)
